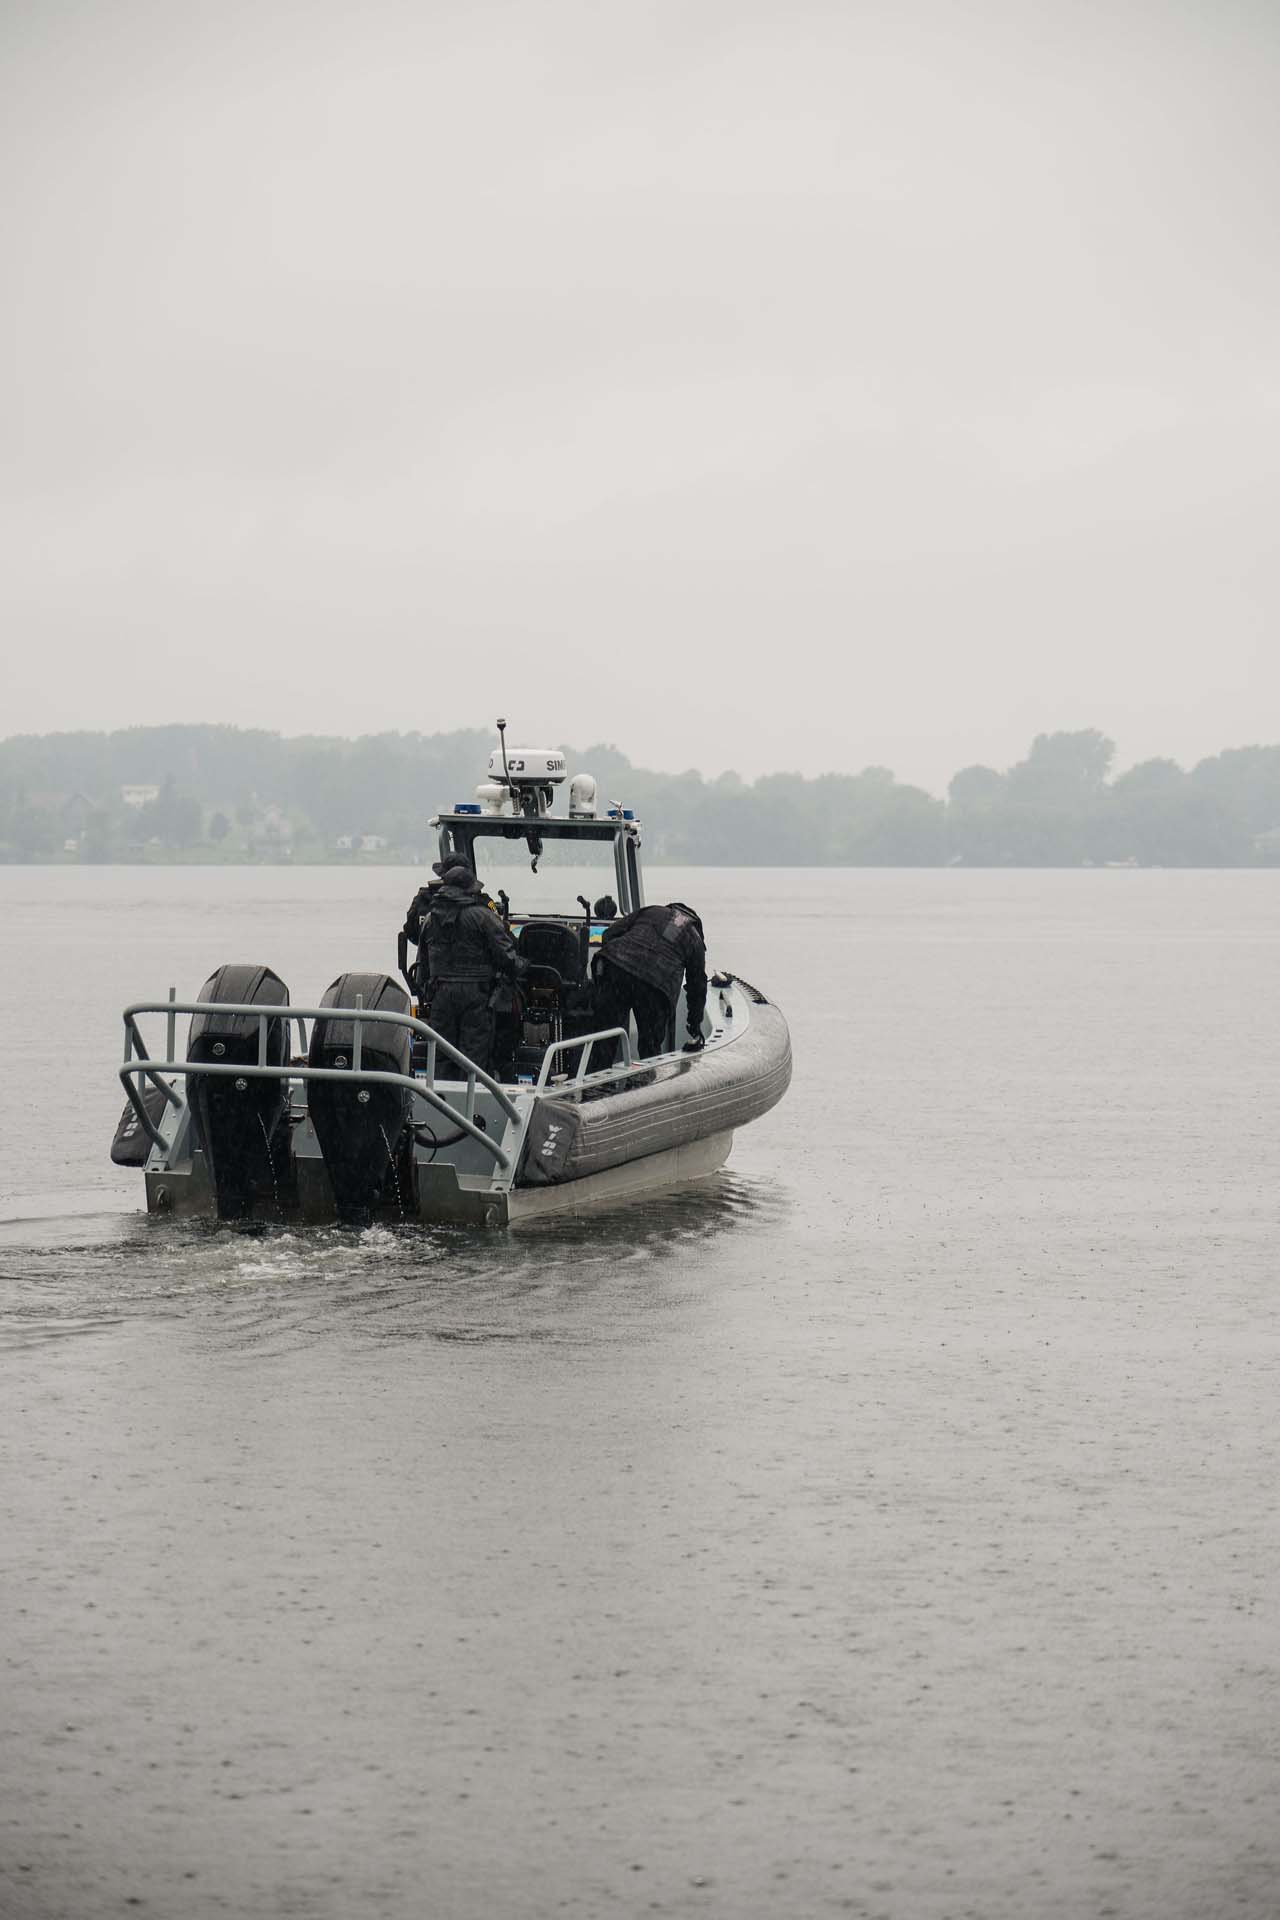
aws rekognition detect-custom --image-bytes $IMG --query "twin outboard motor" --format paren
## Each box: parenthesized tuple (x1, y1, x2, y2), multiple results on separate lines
(308, 972, 412, 1226)
(188, 964, 291, 1221)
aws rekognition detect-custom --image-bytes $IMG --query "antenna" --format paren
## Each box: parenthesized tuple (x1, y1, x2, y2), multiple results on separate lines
(496, 717, 511, 785)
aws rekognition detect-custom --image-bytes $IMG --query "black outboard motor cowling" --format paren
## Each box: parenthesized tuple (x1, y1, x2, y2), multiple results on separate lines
(308, 972, 412, 1226)
(188, 964, 291, 1221)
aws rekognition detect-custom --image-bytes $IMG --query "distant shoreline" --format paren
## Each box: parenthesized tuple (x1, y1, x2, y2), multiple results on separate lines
(4, 723, 1279, 868)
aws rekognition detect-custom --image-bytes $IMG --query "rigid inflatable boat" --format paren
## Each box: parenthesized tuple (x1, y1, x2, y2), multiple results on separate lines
(112, 726, 791, 1225)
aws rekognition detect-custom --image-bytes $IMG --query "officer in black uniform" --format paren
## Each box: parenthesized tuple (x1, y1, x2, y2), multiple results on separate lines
(424, 864, 526, 1074)
(399, 877, 441, 1000)
(595, 900, 707, 1059)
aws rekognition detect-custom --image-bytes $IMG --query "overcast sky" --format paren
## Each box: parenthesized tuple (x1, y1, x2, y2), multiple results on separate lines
(2, 0, 1277, 790)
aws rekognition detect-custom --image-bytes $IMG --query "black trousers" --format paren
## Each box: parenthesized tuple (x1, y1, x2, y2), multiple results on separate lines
(594, 961, 673, 1061)
(429, 979, 496, 1074)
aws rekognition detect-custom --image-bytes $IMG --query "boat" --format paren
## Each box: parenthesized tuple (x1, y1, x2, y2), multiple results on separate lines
(111, 723, 792, 1225)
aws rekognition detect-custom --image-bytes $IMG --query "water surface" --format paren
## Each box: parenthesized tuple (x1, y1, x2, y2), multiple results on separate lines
(2, 866, 1278, 1918)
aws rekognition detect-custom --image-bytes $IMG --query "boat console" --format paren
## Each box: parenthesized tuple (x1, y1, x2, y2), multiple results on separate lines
(413, 719, 648, 1086)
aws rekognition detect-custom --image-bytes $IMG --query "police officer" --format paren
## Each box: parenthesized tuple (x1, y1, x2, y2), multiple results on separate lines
(596, 900, 707, 1059)
(424, 863, 526, 1074)
(399, 876, 441, 1000)
(403, 861, 506, 997)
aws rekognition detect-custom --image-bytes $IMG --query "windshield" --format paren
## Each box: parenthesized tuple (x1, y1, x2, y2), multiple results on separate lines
(467, 834, 623, 919)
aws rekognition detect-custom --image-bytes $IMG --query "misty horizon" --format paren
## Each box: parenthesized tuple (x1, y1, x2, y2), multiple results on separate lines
(7, 719, 1280, 867)
(6, 713, 1280, 800)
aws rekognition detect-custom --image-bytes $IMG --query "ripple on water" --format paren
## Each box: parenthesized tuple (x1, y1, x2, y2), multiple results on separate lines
(0, 1170, 792, 1355)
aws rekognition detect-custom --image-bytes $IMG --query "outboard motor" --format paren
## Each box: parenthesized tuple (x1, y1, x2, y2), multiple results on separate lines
(188, 964, 291, 1221)
(308, 972, 412, 1227)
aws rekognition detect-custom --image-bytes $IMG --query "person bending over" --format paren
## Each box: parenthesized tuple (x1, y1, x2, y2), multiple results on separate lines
(596, 901, 707, 1059)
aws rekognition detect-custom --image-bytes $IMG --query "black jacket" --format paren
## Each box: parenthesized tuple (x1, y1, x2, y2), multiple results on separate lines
(600, 903, 707, 1024)
(402, 883, 439, 945)
(426, 883, 523, 983)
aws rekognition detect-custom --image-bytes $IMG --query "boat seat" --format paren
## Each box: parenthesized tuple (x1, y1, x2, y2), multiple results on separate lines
(516, 920, 585, 985)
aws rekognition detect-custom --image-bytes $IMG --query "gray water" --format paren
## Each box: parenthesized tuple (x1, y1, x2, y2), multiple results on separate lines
(2, 865, 1278, 1920)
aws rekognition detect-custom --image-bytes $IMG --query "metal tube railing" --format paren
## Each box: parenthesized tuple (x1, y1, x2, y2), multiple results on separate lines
(121, 996, 524, 1170)
(119, 1057, 512, 1170)
(534, 1027, 633, 1091)
(121, 1016, 188, 1111)
(123, 999, 521, 1124)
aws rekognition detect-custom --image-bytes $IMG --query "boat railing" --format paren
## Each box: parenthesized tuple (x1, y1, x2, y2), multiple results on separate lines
(120, 995, 521, 1170)
(532, 1028, 633, 1092)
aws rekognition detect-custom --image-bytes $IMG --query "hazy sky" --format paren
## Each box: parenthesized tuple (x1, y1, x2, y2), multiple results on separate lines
(2, 0, 1277, 789)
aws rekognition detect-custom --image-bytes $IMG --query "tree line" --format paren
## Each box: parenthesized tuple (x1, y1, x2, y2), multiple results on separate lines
(1, 723, 1279, 867)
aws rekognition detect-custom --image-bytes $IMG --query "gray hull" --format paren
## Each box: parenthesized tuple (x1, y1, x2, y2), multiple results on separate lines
(517, 1002, 792, 1188)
